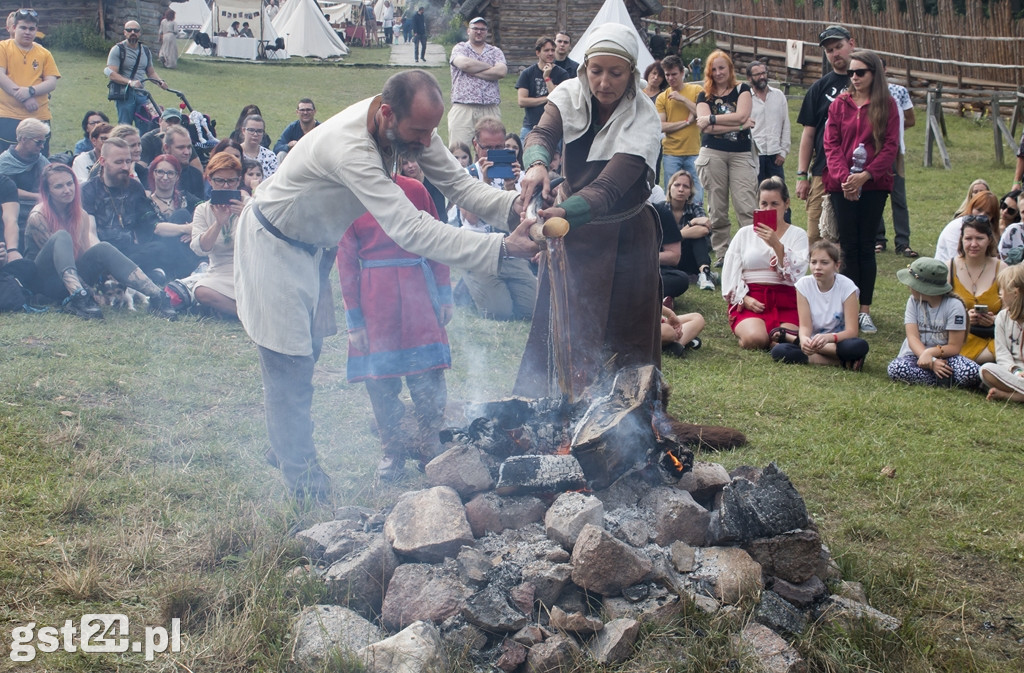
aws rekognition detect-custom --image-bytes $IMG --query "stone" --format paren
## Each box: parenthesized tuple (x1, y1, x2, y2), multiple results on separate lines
(521, 560, 573, 607)
(690, 547, 763, 605)
(384, 486, 474, 563)
(640, 486, 710, 547)
(495, 638, 528, 672)
(439, 615, 487, 653)
(602, 590, 684, 624)
(815, 546, 843, 583)
(323, 533, 399, 618)
(333, 505, 376, 527)
(771, 576, 827, 609)
(544, 491, 605, 550)
(570, 524, 653, 597)
(323, 531, 374, 565)
(456, 546, 492, 586)
(815, 595, 902, 632)
(512, 624, 549, 646)
(755, 590, 807, 636)
(605, 513, 651, 548)
(381, 563, 469, 631)
(733, 623, 807, 673)
(585, 617, 639, 665)
(525, 633, 581, 673)
(834, 580, 868, 605)
(745, 529, 822, 584)
(424, 444, 494, 497)
(294, 520, 364, 564)
(676, 461, 731, 502)
(728, 465, 762, 483)
(682, 588, 721, 614)
(359, 620, 447, 673)
(463, 492, 548, 538)
(598, 472, 649, 510)
(509, 582, 536, 617)
(290, 605, 382, 669)
(463, 584, 529, 633)
(549, 605, 603, 634)
(495, 454, 587, 495)
(707, 464, 810, 545)
(670, 541, 697, 573)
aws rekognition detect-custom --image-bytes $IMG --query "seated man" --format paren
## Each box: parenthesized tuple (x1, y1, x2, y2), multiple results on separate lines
(72, 122, 112, 184)
(0, 118, 49, 239)
(162, 125, 204, 198)
(273, 98, 320, 163)
(81, 137, 197, 280)
(455, 205, 536, 321)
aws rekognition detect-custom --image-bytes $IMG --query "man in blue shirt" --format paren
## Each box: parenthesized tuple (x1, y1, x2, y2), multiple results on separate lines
(273, 98, 319, 162)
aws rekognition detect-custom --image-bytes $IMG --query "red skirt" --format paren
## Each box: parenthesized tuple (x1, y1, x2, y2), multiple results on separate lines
(728, 282, 798, 333)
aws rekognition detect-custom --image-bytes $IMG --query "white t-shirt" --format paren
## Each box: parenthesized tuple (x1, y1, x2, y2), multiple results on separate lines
(934, 216, 965, 264)
(898, 294, 967, 357)
(796, 273, 858, 335)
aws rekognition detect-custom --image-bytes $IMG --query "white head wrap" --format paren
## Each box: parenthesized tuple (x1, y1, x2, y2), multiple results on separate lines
(546, 23, 661, 173)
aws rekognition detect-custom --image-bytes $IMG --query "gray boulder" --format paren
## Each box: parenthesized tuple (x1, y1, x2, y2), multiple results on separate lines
(359, 620, 447, 673)
(424, 444, 494, 496)
(733, 622, 807, 673)
(585, 617, 640, 665)
(544, 491, 605, 550)
(290, 605, 382, 669)
(464, 492, 547, 538)
(323, 533, 399, 618)
(381, 563, 470, 631)
(384, 486, 474, 563)
(640, 486, 710, 546)
(707, 464, 810, 545)
(690, 546, 763, 604)
(745, 529, 822, 584)
(755, 590, 807, 636)
(570, 524, 653, 596)
(525, 633, 581, 673)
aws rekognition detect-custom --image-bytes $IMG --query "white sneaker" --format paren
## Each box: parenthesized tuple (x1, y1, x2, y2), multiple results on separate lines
(697, 268, 715, 291)
(858, 312, 877, 334)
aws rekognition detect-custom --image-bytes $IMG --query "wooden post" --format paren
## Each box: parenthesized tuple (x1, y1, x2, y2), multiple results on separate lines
(924, 90, 951, 170)
(994, 95, 1005, 166)
(937, 84, 948, 139)
(98, 0, 105, 37)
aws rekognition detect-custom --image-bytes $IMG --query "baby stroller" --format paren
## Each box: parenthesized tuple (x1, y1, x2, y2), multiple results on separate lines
(135, 78, 219, 163)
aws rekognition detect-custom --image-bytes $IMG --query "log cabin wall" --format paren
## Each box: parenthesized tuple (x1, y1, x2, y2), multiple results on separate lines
(26, 0, 171, 41)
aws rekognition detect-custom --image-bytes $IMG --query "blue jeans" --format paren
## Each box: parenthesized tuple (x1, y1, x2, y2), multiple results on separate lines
(662, 154, 703, 205)
(114, 88, 142, 126)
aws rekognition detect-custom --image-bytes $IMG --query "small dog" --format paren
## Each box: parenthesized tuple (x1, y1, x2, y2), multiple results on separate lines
(97, 279, 147, 311)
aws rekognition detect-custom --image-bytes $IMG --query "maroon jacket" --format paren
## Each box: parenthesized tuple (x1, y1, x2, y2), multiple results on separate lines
(822, 92, 899, 193)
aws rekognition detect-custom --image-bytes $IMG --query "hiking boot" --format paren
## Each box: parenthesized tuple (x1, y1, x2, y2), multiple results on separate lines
(62, 289, 103, 320)
(149, 290, 178, 321)
(697, 268, 715, 291)
(375, 456, 406, 483)
(858, 312, 877, 334)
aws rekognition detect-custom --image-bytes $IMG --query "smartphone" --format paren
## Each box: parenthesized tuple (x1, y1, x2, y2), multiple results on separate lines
(486, 148, 516, 180)
(210, 189, 241, 205)
(753, 209, 777, 231)
(974, 304, 988, 314)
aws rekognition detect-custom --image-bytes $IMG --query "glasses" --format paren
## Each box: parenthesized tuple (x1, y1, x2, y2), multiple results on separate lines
(243, 127, 264, 135)
(125, 27, 141, 33)
(25, 137, 47, 146)
(297, 108, 315, 113)
(153, 169, 179, 178)
(1001, 202, 1019, 215)
(210, 176, 240, 187)
(478, 144, 504, 152)
(469, 27, 487, 32)
(849, 68, 873, 78)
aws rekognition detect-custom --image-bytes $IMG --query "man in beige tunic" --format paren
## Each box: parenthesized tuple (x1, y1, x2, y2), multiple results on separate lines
(235, 70, 537, 501)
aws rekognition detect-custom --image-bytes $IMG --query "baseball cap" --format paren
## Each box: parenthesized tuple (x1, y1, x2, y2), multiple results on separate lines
(818, 25, 851, 46)
(161, 108, 183, 122)
(469, 17, 487, 27)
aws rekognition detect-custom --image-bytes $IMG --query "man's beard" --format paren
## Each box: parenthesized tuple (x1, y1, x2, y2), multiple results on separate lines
(108, 169, 131, 187)
(385, 128, 424, 161)
(753, 78, 768, 91)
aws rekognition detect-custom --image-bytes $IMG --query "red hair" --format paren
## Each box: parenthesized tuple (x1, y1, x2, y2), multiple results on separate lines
(38, 164, 90, 257)
(702, 50, 737, 101)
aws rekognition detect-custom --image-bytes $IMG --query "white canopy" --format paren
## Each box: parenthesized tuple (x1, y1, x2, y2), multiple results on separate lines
(273, 0, 349, 57)
(169, 0, 211, 31)
(186, 1, 289, 59)
(568, 0, 655, 74)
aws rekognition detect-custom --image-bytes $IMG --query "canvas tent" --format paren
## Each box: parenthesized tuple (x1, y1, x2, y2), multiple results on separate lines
(186, 0, 288, 58)
(568, 0, 655, 74)
(272, 0, 349, 57)
(169, 0, 211, 32)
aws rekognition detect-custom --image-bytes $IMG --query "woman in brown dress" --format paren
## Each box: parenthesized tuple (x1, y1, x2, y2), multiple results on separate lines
(515, 23, 663, 398)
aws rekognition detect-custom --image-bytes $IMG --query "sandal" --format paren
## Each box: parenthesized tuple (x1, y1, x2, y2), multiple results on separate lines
(898, 247, 919, 258)
(874, 242, 886, 253)
(768, 327, 799, 345)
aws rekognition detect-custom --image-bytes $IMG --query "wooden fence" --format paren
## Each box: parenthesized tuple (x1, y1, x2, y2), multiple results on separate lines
(654, 1, 1024, 91)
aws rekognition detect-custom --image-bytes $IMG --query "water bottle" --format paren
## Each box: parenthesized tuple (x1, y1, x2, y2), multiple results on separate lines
(849, 143, 867, 197)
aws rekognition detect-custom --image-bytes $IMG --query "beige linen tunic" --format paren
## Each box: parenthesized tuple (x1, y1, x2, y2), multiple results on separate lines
(235, 95, 516, 356)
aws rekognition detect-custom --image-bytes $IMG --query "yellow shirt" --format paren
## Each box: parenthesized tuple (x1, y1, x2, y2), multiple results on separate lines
(0, 40, 60, 121)
(655, 83, 702, 157)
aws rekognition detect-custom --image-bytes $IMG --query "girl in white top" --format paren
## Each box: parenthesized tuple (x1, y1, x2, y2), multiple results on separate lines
(980, 264, 1024, 402)
(770, 240, 869, 369)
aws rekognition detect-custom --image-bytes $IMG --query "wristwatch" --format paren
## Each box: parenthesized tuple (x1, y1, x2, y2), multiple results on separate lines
(27, 86, 35, 96)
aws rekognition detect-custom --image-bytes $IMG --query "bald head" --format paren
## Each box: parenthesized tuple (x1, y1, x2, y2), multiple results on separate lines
(382, 70, 443, 122)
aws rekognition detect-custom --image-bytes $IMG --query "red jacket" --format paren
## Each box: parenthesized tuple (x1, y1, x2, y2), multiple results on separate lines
(822, 92, 899, 193)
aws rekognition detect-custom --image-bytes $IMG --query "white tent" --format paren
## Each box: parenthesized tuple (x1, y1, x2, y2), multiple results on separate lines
(568, 0, 655, 74)
(186, 0, 289, 58)
(170, 0, 211, 31)
(273, 0, 349, 57)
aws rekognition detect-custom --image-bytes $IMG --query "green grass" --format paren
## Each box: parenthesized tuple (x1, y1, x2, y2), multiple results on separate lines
(1, 47, 1022, 671)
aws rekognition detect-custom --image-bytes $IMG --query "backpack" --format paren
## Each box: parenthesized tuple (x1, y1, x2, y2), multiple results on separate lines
(0, 272, 28, 312)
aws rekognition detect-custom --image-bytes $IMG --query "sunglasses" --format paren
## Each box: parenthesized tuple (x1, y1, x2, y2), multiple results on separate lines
(25, 137, 48, 146)
(963, 215, 991, 225)
(849, 68, 873, 78)
(15, 9, 38, 20)
(1001, 202, 1019, 215)
(125, 27, 141, 33)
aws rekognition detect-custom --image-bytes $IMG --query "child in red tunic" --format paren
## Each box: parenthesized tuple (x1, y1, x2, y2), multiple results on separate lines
(337, 175, 453, 482)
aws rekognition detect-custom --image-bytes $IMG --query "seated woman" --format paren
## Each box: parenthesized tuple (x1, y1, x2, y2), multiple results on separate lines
(948, 214, 1004, 364)
(935, 190, 999, 263)
(655, 170, 715, 295)
(722, 177, 808, 350)
(72, 123, 111, 184)
(771, 240, 869, 369)
(148, 154, 202, 225)
(980, 264, 1024, 402)
(189, 154, 248, 317)
(953, 178, 990, 218)
(998, 190, 1024, 262)
(23, 164, 176, 319)
(661, 305, 704, 357)
(887, 257, 979, 388)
